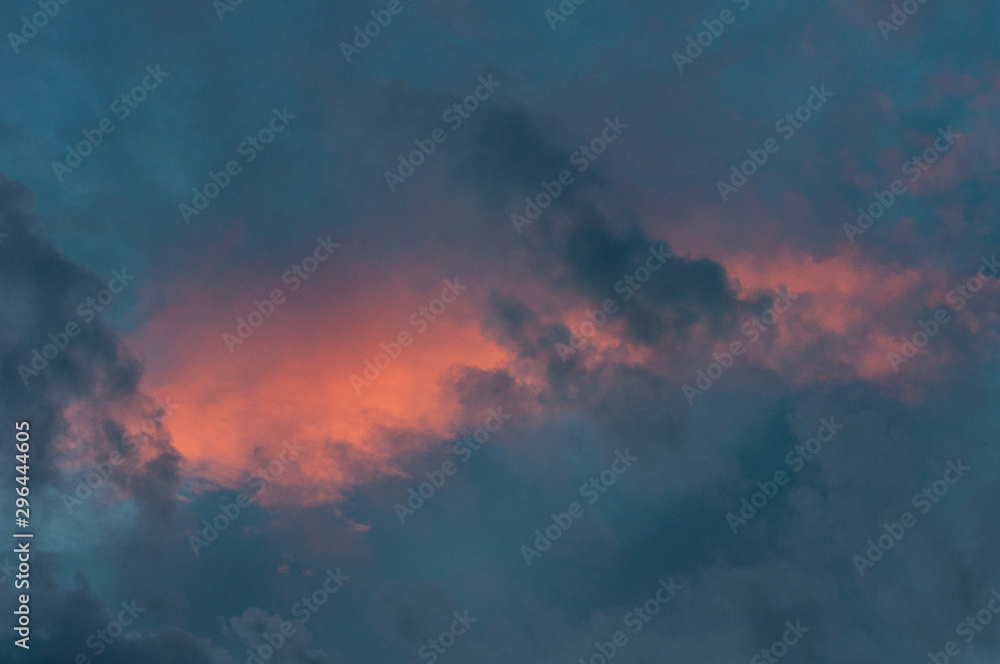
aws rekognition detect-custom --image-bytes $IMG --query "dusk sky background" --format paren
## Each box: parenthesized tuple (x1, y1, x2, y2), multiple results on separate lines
(2, 0, 1000, 662)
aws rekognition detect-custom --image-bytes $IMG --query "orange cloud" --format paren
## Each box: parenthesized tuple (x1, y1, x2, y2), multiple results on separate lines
(695, 245, 933, 382)
(130, 263, 512, 505)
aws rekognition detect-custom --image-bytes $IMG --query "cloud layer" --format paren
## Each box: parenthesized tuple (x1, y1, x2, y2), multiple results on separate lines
(2, 0, 1000, 662)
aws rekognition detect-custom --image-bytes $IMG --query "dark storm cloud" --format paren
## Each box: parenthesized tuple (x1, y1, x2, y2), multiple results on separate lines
(0, 174, 211, 662)
(3, 558, 232, 664)
(0, 175, 184, 526)
(0, 174, 141, 483)
(385, 98, 769, 354)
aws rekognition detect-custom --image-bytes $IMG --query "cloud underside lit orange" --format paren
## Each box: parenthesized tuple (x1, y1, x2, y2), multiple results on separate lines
(131, 273, 512, 505)
(125, 241, 991, 504)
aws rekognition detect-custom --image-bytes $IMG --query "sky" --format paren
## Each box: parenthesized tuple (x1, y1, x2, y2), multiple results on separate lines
(2, 0, 1000, 662)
